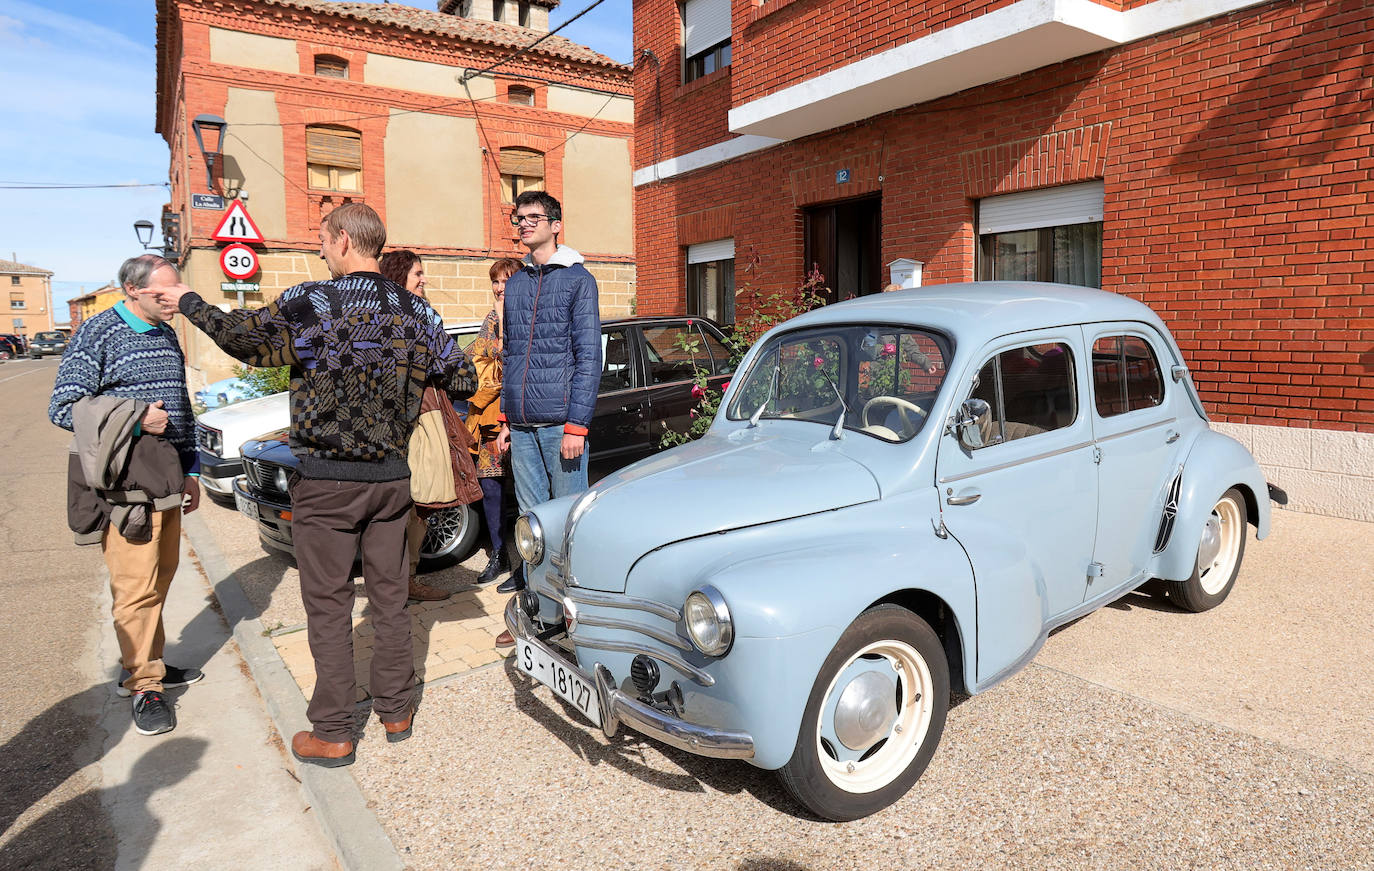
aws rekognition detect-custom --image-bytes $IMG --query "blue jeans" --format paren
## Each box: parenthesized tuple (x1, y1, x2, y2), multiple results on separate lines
(509, 425, 588, 513)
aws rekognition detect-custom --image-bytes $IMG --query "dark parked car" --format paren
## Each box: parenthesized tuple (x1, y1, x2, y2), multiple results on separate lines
(28, 331, 69, 358)
(0, 334, 24, 360)
(232, 316, 736, 566)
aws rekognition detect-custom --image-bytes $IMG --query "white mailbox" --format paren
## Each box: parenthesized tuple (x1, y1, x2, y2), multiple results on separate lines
(887, 258, 923, 289)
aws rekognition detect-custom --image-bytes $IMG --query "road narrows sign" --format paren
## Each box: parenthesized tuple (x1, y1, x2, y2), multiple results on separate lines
(211, 200, 265, 243)
(220, 243, 260, 280)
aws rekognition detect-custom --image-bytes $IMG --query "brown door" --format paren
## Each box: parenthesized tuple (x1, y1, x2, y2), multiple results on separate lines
(804, 195, 882, 304)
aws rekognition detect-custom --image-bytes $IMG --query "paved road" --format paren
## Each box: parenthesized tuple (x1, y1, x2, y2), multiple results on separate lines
(0, 357, 337, 870)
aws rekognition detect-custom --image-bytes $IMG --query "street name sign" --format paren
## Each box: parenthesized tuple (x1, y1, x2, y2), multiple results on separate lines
(192, 194, 225, 210)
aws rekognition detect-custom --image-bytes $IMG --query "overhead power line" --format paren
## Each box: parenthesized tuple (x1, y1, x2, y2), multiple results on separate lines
(0, 182, 169, 190)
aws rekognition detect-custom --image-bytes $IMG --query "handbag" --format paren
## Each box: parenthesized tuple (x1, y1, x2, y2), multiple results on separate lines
(409, 384, 483, 508)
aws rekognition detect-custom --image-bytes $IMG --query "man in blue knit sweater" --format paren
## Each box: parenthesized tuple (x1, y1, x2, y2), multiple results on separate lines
(50, 254, 204, 736)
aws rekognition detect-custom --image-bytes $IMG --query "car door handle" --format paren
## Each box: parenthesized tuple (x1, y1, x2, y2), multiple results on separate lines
(620, 402, 646, 413)
(946, 492, 981, 506)
(1165, 430, 1180, 444)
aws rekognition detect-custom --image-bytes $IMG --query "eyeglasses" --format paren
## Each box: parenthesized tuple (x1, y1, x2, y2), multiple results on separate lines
(510, 213, 552, 227)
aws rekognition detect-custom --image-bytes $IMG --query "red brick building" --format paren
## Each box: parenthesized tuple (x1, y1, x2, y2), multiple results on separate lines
(155, 0, 635, 381)
(632, 0, 1373, 518)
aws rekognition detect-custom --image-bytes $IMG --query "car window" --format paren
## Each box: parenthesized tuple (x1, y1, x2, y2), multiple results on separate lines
(36, 332, 63, 341)
(643, 324, 707, 385)
(968, 342, 1076, 447)
(1092, 335, 1164, 417)
(600, 329, 634, 392)
(696, 326, 736, 376)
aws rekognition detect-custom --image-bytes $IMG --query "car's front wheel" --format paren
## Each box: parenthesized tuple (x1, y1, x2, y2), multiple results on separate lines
(419, 503, 480, 568)
(777, 604, 948, 821)
(1168, 487, 1247, 612)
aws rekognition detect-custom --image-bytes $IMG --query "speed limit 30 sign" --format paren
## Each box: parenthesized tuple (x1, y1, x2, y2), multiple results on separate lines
(219, 243, 260, 280)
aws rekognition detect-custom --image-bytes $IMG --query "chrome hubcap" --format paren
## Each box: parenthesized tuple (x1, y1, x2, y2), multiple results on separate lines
(834, 671, 898, 751)
(1197, 514, 1222, 569)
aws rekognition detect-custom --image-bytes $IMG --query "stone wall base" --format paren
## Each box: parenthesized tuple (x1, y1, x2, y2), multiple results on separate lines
(1211, 422, 1374, 523)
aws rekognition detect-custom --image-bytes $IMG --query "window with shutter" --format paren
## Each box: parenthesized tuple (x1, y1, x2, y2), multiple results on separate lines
(681, 0, 731, 83)
(314, 55, 348, 78)
(499, 147, 544, 202)
(306, 126, 362, 192)
(507, 85, 535, 106)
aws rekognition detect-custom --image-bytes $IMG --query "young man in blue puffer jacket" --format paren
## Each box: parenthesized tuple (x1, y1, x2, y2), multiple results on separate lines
(494, 191, 602, 604)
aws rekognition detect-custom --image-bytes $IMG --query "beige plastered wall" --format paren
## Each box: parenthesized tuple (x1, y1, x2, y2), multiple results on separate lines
(364, 54, 496, 100)
(384, 111, 484, 248)
(1211, 422, 1374, 522)
(561, 132, 633, 257)
(208, 28, 298, 74)
(223, 88, 288, 240)
(177, 248, 634, 387)
(547, 87, 634, 124)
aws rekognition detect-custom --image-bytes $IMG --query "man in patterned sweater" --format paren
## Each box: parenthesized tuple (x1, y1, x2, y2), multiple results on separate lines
(50, 253, 205, 737)
(156, 203, 474, 766)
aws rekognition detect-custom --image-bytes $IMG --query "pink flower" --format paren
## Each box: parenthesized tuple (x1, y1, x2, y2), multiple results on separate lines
(721, 380, 730, 392)
(813, 356, 825, 368)
(689, 409, 698, 418)
(686, 318, 694, 326)
(691, 384, 706, 399)
(883, 342, 896, 356)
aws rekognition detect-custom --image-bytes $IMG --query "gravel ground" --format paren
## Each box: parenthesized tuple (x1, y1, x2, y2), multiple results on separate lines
(352, 662, 1372, 871)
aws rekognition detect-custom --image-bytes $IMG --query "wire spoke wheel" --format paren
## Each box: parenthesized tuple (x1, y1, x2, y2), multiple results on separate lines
(419, 504, 479, 567)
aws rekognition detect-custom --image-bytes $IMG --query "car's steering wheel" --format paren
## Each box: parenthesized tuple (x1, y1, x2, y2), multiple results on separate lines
(861, 396, 927, 433)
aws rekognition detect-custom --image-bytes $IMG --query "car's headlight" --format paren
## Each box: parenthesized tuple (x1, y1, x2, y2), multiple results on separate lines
(684, 586, 733, 656)
(515, 513, 544, 565)
(274, 467, 290, 492)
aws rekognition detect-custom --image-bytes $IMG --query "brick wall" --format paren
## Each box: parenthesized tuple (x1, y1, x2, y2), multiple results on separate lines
(634, 0, 1374, 433)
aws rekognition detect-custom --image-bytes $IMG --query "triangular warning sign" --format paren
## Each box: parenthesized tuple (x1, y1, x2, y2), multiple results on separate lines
(212, 200, 265, 243)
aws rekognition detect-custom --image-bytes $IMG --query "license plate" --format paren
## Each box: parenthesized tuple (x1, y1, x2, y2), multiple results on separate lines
(516, 636, 602, 727)
(234, 491, 259, 521)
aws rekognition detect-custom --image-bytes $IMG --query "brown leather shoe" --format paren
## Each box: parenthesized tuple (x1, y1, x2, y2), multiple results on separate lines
(407, 578, 451, 602)
(381, 710, 413, 743)
(291, 730, 355, 767)
(495, 629, 515, 648)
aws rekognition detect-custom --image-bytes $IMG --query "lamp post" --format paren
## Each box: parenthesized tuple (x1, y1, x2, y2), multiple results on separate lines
(133, 219, 178, 261)
(190, 114, 228, 193)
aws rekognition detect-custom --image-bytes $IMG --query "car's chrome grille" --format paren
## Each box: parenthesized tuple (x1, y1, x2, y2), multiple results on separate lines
(195, 424, 220, 453)
(243, 458, 290, 501)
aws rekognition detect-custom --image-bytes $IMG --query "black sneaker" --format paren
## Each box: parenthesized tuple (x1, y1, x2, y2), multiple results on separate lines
(132, 691, 176, 736)
(115, 665, 205, 698)
(475, 552, 510, 585)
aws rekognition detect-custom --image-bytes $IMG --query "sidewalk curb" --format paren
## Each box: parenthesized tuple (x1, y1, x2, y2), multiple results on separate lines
(183, 511, 405, 871)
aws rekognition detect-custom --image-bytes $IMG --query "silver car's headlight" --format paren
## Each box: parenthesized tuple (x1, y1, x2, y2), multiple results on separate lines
(515, 513, 544, 565)
(684, 586, 733, 656)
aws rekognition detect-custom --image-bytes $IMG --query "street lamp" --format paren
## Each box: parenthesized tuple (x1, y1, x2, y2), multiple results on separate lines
(133, 216, 179, 261)
(190, 114, 228, 193)
(133, 219, 156, 248)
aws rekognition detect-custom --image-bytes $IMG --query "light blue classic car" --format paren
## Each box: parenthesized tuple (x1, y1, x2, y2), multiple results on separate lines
(504, 282, 1283, 821)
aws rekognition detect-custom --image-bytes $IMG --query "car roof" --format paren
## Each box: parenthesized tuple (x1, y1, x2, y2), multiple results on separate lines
(781, 282, 1169, 345)
(602, 315, 723, 329)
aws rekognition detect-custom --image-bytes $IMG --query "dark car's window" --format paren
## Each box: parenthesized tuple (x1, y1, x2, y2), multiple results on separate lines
(643, 324, 707, 385)
(600, 329, 634, 392)
(35, 332, 64, 341)
(1092, 335, 1164, 417)
(969, 342, 1076, 447)
(696, 326, 736, 376)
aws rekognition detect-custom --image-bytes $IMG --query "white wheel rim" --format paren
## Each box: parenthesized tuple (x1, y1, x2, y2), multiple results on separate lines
(1197, 497, 1243, 595)
(814, 639, 934, 794)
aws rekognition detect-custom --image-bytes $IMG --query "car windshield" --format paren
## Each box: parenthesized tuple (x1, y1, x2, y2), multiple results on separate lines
(725, 324, 949, 442)
(35, 332, 63, 341)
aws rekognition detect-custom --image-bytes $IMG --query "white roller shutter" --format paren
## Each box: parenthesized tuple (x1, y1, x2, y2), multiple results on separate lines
(683, 0, 731, 58)
(978, 181, 1104, 235)
(687, 238, 734, 264)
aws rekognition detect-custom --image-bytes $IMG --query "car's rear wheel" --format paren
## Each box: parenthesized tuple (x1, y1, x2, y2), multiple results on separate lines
(419, 503, 480, 568)
(1167, 487, 1247, 612)
(777, 604, 948, 821)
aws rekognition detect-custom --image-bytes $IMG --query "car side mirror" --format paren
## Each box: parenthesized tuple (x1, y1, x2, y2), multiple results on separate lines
(952, 398, 991, 450)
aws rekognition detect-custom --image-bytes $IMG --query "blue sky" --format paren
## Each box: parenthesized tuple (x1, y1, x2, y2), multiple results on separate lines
(0, 0, 632, 316)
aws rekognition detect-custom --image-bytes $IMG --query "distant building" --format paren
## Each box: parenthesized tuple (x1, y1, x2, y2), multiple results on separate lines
(67, 284, 124, 329)
(0, 256, 55, 337)
(631, 0, 1374, 520)
(155, 0, 636, 384)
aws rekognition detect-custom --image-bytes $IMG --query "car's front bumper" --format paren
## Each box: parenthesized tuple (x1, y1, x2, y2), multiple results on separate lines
(504, 597, 755, 760)
(231, 476, 294, 554)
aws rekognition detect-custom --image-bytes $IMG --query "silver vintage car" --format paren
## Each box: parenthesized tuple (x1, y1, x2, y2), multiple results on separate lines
(505, 282, 1282, 821)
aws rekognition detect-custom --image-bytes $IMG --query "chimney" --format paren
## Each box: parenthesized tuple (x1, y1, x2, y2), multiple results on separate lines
(438, 0, 554, 32)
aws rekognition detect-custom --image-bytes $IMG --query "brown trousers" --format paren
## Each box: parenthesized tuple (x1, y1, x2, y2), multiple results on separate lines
(291, 477, 414, 742)
(102, 507, 181, 693)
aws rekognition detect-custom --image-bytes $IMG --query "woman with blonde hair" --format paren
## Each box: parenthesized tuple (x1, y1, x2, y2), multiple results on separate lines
(468, 258, 521, 584)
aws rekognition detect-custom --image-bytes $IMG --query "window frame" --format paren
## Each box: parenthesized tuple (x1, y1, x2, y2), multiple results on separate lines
(498, 146, 545, 203)
(684, 39, 731, 82)
(967, 341, 1078, 449)
(305, 125, 363, 193)
(314, 55, 349, 78)
(1091, 332, 1167, 419)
